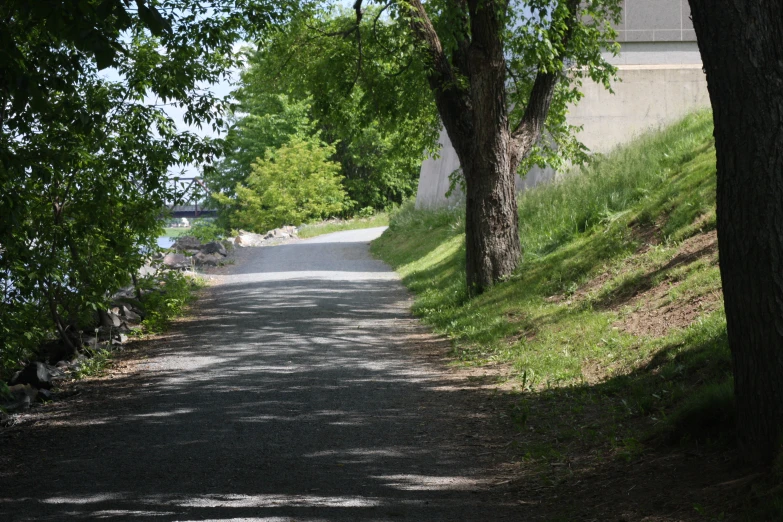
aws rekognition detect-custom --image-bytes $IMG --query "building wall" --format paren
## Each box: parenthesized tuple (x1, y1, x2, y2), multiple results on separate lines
(414, 1, 710, 210)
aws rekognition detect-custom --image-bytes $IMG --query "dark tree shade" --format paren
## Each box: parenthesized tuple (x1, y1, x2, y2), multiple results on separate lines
(688, 0, 783, 466)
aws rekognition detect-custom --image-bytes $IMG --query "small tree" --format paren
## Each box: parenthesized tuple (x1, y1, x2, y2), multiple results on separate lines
(224, 136, 349, 231)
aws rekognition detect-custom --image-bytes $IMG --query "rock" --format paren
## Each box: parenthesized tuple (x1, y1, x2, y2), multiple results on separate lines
(162, 253, 190, 270)
(2, 384, 36, 412)
(99, 309, 122, 328)
(55, 360, 69, 369)
(37, 389, 54, 402)
(121, 306, 141, 324)
(234, 231, 266, 247)
(81, 335, 98, 348)
(39, 339, 73, 364)
(200, 241, 228, 256)
(10, 362, 53, 390)
(194, 252, 223, 267)
(113, 297, 146, 316)
(172, 236, 202, 251)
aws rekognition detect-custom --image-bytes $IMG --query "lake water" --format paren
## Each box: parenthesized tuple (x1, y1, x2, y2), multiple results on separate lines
(157, 236, 174, 249)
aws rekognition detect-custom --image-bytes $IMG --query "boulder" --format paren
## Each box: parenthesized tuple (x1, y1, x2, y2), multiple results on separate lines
(234, 231, 266, 247)
(162, 253, 190, 270)
(201, 241, 228, 257)
(99, 309, 122, 328)
(2, 384, 37, 412)
(172, 236, 202, 251)
(194, 252, 223, 267)
(11, 362, 53, 390)
(120, 306, 141, 324)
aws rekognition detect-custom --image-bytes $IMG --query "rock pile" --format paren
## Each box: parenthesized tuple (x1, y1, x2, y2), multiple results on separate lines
(233, 226, 298, 248)
(164, 237, 232, 268)
(1, 295, 147, 417)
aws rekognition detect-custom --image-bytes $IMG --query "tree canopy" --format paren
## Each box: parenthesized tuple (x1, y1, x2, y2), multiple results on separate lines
(206, 5, 440, 226)
(0, 0, 284, 370)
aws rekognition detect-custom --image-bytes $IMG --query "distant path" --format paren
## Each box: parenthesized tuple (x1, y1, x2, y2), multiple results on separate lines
(1, 228, 522, 521)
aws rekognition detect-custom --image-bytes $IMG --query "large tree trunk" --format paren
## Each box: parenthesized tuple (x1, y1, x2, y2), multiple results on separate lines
(403, 0, 570, 294)
(462, 147, 521, 292)
(457, 0, 521, 293)
(688, 0, 783, 466)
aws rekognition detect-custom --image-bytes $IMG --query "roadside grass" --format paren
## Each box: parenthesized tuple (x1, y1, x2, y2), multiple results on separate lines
(372, 110, 778, 518)
(163, 227, 191, 239)
(298, 212, 389, 238)
(138, 270, 205, 334)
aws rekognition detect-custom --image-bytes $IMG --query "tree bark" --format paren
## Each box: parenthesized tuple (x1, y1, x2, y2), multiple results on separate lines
(403, 0, 574, 294)
(688, 0, 783, 466)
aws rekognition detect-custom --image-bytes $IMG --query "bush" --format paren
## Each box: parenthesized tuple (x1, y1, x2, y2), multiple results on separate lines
(187, 219, 224, 243)
(220, 135, 349, 232)
(139, 270, 203, 333)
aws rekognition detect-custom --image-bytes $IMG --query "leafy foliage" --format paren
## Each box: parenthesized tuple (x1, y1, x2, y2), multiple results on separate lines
(0, 0, 284, 372)
(139, 270, 204, 334)
(206, 5, 439, 218)
(217, 136, 349, 231)
(187, 219, 226, 243)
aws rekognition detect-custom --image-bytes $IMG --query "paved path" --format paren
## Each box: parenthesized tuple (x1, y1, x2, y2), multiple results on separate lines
(1, 228, 522, 521)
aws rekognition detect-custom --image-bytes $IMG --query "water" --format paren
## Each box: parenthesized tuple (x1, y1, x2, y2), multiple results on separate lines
(157, 236, 174, 249)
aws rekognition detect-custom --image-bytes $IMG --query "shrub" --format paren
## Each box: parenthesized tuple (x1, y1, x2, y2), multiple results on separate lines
(224, 135, 349, 232)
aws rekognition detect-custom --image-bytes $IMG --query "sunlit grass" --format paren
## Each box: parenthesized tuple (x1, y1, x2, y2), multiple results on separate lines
(373, 110, 733, 445)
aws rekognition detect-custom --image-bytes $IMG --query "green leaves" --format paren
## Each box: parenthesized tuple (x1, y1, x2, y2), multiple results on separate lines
(229, 135, 349, 231)
(207, 6, 439, 217)
(135, 0, 172, 37)
(0, 0, 286, 372)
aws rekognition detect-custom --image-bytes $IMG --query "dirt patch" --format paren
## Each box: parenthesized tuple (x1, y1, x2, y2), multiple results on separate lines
(547, 221, 664, 305)
(618, 289, 723, 337)
(615, 231, 721, 337)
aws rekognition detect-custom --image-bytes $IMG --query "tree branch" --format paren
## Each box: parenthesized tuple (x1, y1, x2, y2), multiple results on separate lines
(400, 0, 472, 146)
(510, 0, 579, 158)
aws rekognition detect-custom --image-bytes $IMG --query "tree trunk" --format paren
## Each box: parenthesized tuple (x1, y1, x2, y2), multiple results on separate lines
(688, 0, 783, 466)
(449, 0, 521, 294)
(461, 145, 521, 292)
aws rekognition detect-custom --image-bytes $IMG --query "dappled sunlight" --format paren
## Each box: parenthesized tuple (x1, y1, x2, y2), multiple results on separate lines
(371, 474, 491, 492)
(0, 231, 524, 520)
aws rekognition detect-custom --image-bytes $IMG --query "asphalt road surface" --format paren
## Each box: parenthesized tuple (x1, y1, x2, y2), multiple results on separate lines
(1, 228, 523, 521)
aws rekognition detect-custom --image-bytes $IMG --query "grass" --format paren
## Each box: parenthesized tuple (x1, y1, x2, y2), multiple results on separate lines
(373, 110, 723, 401)
(297, 212, 390, 238)
(371, 110, 779, 518)
(163, 227, 191, 239)
(138, 270, 205, 334)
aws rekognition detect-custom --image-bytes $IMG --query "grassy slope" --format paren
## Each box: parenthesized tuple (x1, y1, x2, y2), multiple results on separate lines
(373, 111, 781, 519)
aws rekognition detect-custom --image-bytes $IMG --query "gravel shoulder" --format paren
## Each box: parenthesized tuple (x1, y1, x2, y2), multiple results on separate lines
(1, 227, 525, 521)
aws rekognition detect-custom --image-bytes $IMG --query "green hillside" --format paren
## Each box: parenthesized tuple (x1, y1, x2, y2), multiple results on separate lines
(373, 111, 782, 519)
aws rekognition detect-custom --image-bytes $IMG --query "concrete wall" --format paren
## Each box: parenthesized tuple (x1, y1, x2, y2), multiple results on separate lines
(415, 1, 710, 210)
(568, 64, 709, 154)
(615, 0, 697, 42)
